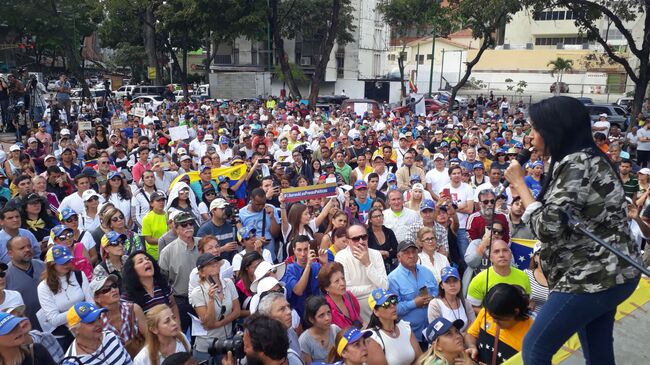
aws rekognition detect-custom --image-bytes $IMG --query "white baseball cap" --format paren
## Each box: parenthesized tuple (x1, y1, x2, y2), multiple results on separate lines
(250, 261, 287, 293)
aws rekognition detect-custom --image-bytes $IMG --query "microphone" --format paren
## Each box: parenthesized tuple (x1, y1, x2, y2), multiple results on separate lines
(497, 147, 533, 197)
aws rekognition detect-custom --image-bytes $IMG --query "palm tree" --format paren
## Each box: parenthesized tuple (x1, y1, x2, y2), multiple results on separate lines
(548, 57, 573, 95)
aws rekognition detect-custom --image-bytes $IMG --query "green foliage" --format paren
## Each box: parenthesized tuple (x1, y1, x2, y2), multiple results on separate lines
(547, 57, 574, 79)
(278, 0, 356, 45)
(273, 63, 307, 82)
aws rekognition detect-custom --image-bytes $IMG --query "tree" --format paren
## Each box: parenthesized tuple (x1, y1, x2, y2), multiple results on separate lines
(548, 57, 574, 95)
(446, 0, 523, 112)
(525, 0, 650, 118)
(270, 0, 356, 100)
(377, 0, 445, 101)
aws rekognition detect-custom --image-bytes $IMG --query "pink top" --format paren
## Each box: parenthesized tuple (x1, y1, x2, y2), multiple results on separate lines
(73, 242, 93, 280)
(326, 291, 362, 329)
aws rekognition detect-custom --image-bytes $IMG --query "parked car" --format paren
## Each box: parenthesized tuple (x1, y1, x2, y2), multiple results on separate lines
(114, 85, 135, 99)
(316, 95, 349, 112)
(391, 98, 444, 115)
(70, 89, 110, 104)
(585, 104, 629, 131)
(550, 82, 569, 93)
(435, 91, 467, 109)
(616, 97, 633, 110)
(340, 99, 382, 118)
(132, 95, 165, 110)
(130, 85, 166, 98)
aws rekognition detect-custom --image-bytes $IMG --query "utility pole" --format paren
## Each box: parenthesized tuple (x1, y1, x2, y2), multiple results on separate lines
(427, 31, 435, 97)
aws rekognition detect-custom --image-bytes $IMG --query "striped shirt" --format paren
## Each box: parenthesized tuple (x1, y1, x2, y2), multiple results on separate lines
(121, 284, 173, 313)
(64, 331, 133, 365)
(524, 269, 549, 315)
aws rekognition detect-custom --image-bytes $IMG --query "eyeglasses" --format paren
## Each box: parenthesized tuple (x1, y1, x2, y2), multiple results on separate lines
(370, 214, 383, 219)
(108, 238, 125, 246)
(56, 232, 74, 240)
(204, 191, 216, 197)
(492, 229, 504, 234)
(377, 296, 398, 309)
(178, 222, 193, 228)
(348, 234, 368, 242)
(111, 215, 125, 222)
(481, 199, 496, 205)
(96, 282, 119, 295)
(64, 216, 78, 223)
(422, 236, 435, 242)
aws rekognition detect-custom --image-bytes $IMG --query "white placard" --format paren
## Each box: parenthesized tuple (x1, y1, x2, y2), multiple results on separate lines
(354, 103, 368, 116)
(78, 121, 92, 131)
(131, 107, 146, 118)
(169, 125, 189, 141)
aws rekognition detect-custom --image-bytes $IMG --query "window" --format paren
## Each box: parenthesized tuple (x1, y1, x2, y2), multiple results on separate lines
(399, 52, 408, 61)
(427, 54, 433, 60)
(417, 55, 425, 64)
(388, 54, 396, 61)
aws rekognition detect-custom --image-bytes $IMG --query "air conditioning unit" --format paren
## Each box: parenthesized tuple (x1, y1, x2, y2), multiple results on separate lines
(556, 43, 564, 49)
(503, 44, 511, 50)
(300, 57, 312, 66)
(582, 43, 590, 49)
(525, 43, 533, 49)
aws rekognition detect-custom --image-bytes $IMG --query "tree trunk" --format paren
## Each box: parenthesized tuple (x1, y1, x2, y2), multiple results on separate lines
(449, 35, 493, 113)
(182, 47, 189, 97)
(167, 42, 187, 95)
(143, 4, 162, 85)
(632, 55, 649, 124)
(270, 0, 301, 98)
(203, 37, 212, 82)
(308, 0, 342, 106)
(398, 44, 407, 103)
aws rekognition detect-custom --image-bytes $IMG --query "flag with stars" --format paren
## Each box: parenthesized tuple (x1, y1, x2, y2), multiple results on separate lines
(509, 238, 537, 270)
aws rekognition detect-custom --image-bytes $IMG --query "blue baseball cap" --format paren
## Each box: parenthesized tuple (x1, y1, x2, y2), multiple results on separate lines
(66, 302, 107, 327)
(514, 142, 523, 149)
(59, 207, 78, 221)
(531, 160, 544, 169)
(38, 121, 46, 127)
(410, 174, 421, 182)
(336, 327, 372, 356)
(240, 225, 258, 240)
(387, 173, 397, 183)
(45, 244, 73, 265)
(420, 199, 435, 211)
(354, 180, 368, 190)
(449, 158, 462, 165)
(368, 288, 397, 309)
(218, 175, 230, 184)
(107, 171, 121, 180)
(440, 266, 460, 282)
(0, 312, 28, 335)
(200, 165, 211, 173)
(423, 317, 464, 344)
(52, 224, 73, 238)
(473, 163, 484, 170)
(440, 141, 449, 148)
(219, 136, 229, 144)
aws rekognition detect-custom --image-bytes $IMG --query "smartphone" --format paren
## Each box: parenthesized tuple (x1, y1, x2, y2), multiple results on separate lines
(207, 276, 216, 285)
(259, 158, 269, 163)
(419, 286, 428, 297)
(279, 161, 291, 167)
(158, 161, 170, 169)
(442, 188, 451, 197)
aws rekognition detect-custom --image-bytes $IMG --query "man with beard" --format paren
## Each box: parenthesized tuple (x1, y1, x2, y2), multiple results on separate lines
(466, 189, 510, 244)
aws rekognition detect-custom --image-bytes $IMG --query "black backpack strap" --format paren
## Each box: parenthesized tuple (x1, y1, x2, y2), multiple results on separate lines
(73, 270, 83, 287)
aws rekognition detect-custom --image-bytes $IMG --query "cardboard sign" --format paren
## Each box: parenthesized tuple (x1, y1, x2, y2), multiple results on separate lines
(282, 183, 337, 203)
(78, 121, 92, 131)
(130, 107, 146, 118)
(169, 125, 190, 141)
(111, 119, 125, 130)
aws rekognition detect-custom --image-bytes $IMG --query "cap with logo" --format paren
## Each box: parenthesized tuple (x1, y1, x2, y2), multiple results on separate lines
(368, 288, 398, 309)
(387, 173, 397, 183)
(66, 302, 107, 327)
(0, 312, 29, 336)
(440, 266, 460, 282)
(45, 245, 74, 265)
(101, 231, 127, 248)
(89, 274, 118, 296)
(354, 181, 368, 190)
(420, 199, 435, 211)
(150, 191, 167, 201)
(397, 240, 418, 252)
(59, 207, 78, 221)
(174, 211, 196, 224)
(82, 189, 101, 202)
(336, 327, 372, 356)
(423, 317, 464, 344)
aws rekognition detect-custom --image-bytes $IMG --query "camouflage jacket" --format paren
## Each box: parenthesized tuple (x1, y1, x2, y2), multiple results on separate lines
(522, 148, 640, 293)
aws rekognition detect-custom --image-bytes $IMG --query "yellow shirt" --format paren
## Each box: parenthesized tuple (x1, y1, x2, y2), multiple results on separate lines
(141, 210, 168, 260)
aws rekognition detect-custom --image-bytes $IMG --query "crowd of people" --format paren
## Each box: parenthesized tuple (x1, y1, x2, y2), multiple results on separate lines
(0, 75, 646, 365)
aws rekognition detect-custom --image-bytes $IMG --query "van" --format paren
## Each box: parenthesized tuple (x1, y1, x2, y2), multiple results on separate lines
(131, 85, 166, 98)
(114, 85, 135, 98)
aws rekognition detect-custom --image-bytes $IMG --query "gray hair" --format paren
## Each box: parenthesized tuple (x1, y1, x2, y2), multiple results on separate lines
(257, 292, 286, 316)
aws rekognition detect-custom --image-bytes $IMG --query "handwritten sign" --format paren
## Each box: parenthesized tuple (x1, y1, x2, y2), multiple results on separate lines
(282, 183, 337, 203)
(169, 125, 189, 141)
(78, 121, 92, 131)
(111, 119, 125, 130)
(130, 107, 146, 118)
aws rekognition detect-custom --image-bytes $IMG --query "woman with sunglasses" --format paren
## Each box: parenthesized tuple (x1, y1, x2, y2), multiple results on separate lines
(166, 181, 201, 225)
(20, 192, 57, 243)
(49, 224, 94, 280)
(133, 304, 190, 365)
(37, 245, 93, 350)
(80, 189, 102, 232)
(64, 301, 132, 365)
(102, 171, 133, 228)
(427, 266, 475, 334)
(190, 253, 240, 362)
(317, 262, 362, 330)
(94, 125, 109, 150)
(104, 207, 145, 256)
(121, 251, 181, 321)
(0, 312, 56, 365)
(58, 207, 98, 265)
(416, 227, 450, 283)
(235, 251, 263, 317)
(198, 184, 217, 222)
(93, 231, 129, 280)
(92, 273, 147, 357)
(366, 288, 421, 365)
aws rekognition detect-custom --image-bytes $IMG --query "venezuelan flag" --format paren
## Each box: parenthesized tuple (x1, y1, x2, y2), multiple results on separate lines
(169, 164, 248, 199)
(510, 238, 537, 270)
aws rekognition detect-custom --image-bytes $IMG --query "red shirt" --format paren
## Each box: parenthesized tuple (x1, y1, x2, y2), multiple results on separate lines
(466, 211, 511, 242)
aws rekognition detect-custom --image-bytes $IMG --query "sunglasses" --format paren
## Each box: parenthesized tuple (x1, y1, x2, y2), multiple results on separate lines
(96, 282, 119, 295)
(64, 216, 78, 223)
(178, 222, 193, 228)
(108, 238, 125, 246)
(377, 296, 398, 309)
(111, 215, 125, 222)
(492, 229, 504, 234)
(87, 196, 99, 202)
(204, 191, 216, 197)
(56, 232, 74, 240)
(481, 199, 496, 205)
(348, 234, 368, 242)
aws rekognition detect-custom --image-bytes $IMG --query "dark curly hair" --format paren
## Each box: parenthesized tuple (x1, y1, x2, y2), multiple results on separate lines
(244, 314, 289, 361)
(121, 250, 170, 306)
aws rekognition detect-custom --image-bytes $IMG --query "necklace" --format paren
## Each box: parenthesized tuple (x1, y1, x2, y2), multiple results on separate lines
(443, 296, 461, 321)
(383, 325, 399, 338)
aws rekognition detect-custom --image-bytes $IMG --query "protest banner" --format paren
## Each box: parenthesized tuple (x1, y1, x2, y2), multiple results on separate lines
(131, 107, 146, 118)
(78, 121, 92, 131)
(282, 183, 337, 203)
(169, 125, 189, 141)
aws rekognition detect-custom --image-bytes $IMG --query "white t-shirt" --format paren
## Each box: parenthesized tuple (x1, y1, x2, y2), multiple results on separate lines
(231, 249, 273, 272)
(439, 182, 474, 228)
(133, 339, 188, 365)
(593, 120, 611, 137)
(425, 168, 450, 196)
(368, 320, 415, 365)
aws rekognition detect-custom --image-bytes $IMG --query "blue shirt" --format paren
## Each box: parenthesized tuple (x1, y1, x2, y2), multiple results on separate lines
(388, 264, 438, 341)
(283, 262, 322, 319)
(59, 162, 82, 179)
(196, 219, 237, 263)
(0, 229, 41, 264)
(524, 175, 542, 198)
(239, 205, 280, 261)
(190, 180, 218, 201)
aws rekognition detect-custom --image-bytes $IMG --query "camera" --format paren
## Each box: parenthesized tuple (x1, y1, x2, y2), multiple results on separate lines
(209, 332, 245, 359)
(224, 200, 240, 220)
(293, 144, 313, 161)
